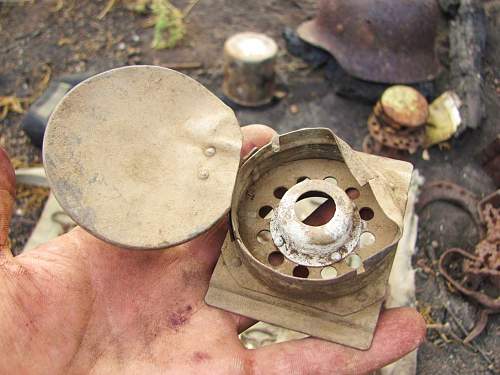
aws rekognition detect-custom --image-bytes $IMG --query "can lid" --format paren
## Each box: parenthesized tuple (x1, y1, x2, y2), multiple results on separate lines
(380, 85, 429, 128)
(43, 66, 242, 249)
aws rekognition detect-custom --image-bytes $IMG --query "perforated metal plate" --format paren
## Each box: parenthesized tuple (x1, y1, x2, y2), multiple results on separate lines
(43, 66, 242, 249)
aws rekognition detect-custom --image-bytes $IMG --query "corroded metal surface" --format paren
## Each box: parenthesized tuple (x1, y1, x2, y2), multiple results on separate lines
(43, 66, 242, 249)
(419, 183, 499, 342)
(297, 0, 442, 83)
(380, 86, 429, 128)
(365, 86, 428, 156)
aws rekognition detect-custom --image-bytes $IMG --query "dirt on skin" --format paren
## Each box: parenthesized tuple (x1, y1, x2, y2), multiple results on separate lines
(0, 0, 499, 373)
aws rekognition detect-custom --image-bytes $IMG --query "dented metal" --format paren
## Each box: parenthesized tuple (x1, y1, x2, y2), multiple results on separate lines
(206, 128, 413, 349)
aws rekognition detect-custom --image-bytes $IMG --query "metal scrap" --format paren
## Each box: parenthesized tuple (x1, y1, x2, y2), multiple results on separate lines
(419, 183, 499, 342)
(364, 86, 428, 157)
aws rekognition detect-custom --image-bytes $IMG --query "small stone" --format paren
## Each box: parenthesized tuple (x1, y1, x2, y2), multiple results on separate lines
(289, 104, 299, 114)
(117, 42, 126, 50)
(422, 149, 430, 160)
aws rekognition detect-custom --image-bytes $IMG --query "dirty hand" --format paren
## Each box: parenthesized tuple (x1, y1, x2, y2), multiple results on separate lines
(0, 125, 425, 374)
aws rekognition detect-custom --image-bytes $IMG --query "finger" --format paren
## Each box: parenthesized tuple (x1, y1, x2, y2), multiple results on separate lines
(250, 307, 426, 375)
(240, 124, 276, 158)
(234, 313, 258, 334)
(0, 147, 15, 257)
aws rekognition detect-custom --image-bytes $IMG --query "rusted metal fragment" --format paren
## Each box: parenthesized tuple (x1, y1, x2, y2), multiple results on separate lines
(364, 86, 428, 157)
(432, 189, 499, 342)
(416, 180, 483, 236)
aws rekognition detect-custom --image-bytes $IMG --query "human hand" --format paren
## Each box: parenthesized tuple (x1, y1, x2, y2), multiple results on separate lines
(0, 125, 425, 374)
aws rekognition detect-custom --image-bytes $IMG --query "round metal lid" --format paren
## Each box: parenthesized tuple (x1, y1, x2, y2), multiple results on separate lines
(380, 85, 429, 128)
(43, 66, 242, 249)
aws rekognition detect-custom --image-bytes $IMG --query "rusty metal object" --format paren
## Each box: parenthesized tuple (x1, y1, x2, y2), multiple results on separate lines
(380, 86, 429, 128)
(297, 0, 442, 83)
(206, 128, 413, 349)
(422, 186, 500, 342)
(223, 32, 278, 107)
(43, 66, 242, 249)
(365, 86, 428, 157)
(416, 180, 484, 237)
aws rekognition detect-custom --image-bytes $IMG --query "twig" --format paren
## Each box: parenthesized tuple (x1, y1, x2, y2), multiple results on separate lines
(164, 62, 202, 70)
(183, 0, 202, 19)
(98, 0, 117, 20)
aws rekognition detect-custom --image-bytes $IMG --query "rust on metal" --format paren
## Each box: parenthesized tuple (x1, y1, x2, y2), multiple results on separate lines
(380, 86, 429, 128)
(297, 0, 442, 83)
(420, 183, 499, 342)
(364, 86, 428, 157)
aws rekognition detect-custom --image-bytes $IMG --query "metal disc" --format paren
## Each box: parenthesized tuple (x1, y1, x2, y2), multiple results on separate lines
(43, 66, 242, 249)
(380, 85, 429, 128)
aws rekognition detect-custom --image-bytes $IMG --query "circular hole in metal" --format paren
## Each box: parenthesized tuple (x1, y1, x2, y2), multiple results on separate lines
(323, 176, 338, 185)
(297, 176, 309, 183)
(359, 207, 374, 221)
(360, 231, 376, 247)
(294, 191, 336, 226)
(256, 230, 272, 244)
(268, 251, 284, 267)
(320, 266, 338, 279)
(293, 265, 309, 278)
(346, 254, 362, 269)
(258, 205, 273, 219)
(274, 186, 288, 199)
(345, 187, 360, 200)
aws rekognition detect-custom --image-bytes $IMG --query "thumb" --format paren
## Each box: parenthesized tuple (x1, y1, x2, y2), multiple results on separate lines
(0, 147, 15, 256)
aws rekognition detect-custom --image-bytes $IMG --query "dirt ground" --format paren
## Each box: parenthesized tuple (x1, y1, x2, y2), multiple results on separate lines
(0, 1, 499, 373)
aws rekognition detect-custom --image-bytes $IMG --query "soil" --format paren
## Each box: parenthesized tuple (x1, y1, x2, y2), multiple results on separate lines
(0, 0, 499, 373)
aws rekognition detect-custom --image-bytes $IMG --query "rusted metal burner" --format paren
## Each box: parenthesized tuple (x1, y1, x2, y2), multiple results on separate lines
(364, 86, 428, 157)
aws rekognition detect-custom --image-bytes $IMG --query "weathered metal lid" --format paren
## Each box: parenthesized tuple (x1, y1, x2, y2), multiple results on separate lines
(380, 85, 429, 128)
(43, 66, 242, 249)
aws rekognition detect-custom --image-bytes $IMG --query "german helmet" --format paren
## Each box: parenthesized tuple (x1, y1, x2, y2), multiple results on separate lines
(297, 0, 442, 83)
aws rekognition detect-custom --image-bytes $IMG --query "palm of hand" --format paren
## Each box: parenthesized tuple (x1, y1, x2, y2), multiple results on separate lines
(0, 126, 425, 375)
